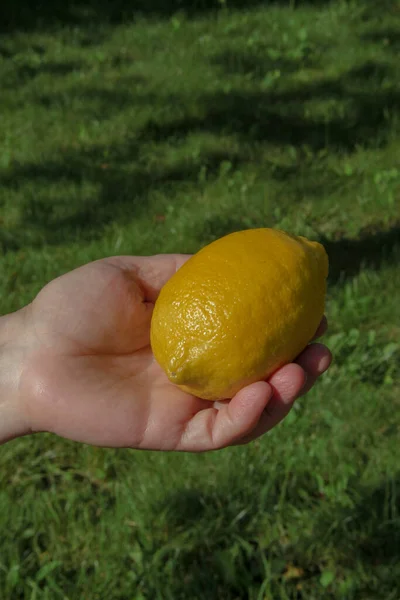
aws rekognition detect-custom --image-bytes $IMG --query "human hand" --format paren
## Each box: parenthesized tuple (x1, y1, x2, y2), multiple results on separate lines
(1, 255, 331, 450)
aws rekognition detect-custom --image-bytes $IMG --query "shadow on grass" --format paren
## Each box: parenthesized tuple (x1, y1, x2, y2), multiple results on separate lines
(361, 26, 400, 53)
(2, 0, 336, 34)
(33, 83, 147, 112)
(334, 477, 400, 567)
(211, 47, 315, 80)
(156, 487, 263, 599)
(1, 56, 398, 253)
(0, 137, 244, 252)
(153, 475, 400, 599)
(360, 482, 400, 566)
(308, 476, 400, 598)
(141, 61, 399, 153)
(1, 60, 83, 89)
(322, 223, 400, 283)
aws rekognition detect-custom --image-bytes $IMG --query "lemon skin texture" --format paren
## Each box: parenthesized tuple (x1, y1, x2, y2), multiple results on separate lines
(150, 228, 328, 401)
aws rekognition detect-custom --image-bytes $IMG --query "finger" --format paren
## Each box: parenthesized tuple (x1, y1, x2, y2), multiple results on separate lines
(177, 382, 273, 451)
(295, 342, 332, 396)
(235, 363, 306, 445)
(312, 315, 328, 340)
(105, 254, 191, 302)
(268, 362, 307, 403)
(296, 343, 332, 375)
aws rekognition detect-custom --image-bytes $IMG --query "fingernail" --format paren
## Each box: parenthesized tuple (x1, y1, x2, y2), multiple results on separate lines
(319, 353, 332, 373)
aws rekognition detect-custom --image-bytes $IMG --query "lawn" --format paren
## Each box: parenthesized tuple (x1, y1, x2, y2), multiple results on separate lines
(1, 0, 400, 598)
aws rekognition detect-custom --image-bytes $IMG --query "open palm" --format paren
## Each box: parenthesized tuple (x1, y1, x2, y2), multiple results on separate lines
(22, 254, 331, 451)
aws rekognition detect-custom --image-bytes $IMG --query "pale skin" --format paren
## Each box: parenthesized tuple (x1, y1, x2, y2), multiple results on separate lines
(0, 254, 332, 450)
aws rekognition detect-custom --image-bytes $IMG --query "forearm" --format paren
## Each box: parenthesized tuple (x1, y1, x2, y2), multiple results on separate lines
(0, 309, 30, 445)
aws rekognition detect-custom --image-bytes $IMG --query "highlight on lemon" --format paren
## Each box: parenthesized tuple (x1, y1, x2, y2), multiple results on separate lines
(150, 228, 328, 401)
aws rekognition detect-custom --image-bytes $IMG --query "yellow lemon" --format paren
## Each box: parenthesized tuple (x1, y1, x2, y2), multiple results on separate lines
(150, 228, 328, 401)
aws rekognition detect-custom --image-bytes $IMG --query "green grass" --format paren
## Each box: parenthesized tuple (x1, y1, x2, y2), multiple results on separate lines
(1, 0, 400, 598)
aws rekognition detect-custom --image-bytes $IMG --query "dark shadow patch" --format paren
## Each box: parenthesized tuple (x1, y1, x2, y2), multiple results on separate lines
(1, 59, 398, 251)
(212, 47, 314, 80)
(153, 486, 263, 599)
(306, 476, 400, 598)
(0, 44, 13, 58)
(361, 25, 400, 52)
(33, 86, 144, 113)
(153, 473, 400, 599)
(0, 138, 246, 249)
(139, 61, 399, 154)
(322, 221, 400, 283)
(160, 489, 211, 530)
(3, 60, 82, 87)
(351, 480, 400, 565)
(0, 227, 22, 254)
(0, 0, 344, 35)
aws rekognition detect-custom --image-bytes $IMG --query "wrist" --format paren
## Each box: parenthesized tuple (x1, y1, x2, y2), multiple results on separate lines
(0, 307, 32, 444)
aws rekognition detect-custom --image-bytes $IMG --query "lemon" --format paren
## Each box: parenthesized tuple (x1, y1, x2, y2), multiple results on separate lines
(150, 228, 328, 401)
